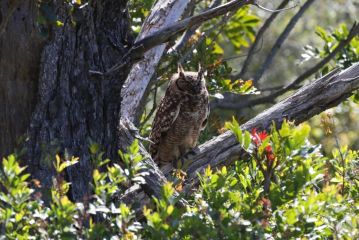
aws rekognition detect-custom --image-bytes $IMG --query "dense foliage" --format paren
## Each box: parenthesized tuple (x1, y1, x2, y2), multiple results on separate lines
(1, 122, 358, 239)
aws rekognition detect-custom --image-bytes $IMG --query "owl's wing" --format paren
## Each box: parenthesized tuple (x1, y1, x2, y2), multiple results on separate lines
(149, 93, 182, 157)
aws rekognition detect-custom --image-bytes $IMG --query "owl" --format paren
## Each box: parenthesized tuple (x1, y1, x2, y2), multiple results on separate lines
(149, 64, 209, 168)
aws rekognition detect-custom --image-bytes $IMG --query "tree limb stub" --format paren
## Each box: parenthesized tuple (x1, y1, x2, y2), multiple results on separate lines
(121, 63, 359, 207)
(120, 0, 253, 123)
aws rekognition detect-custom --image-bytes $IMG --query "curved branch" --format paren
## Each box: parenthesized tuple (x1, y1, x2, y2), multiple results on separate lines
(118, 0, 192, 125)
(236, 0, 291, 79)
(108, 0, 254, 76)
(253, 0, 298, 13)
(253, 0, 316, 83)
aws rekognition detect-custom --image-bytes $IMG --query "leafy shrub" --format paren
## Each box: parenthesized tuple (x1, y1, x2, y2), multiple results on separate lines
(1, 123, 358, 239)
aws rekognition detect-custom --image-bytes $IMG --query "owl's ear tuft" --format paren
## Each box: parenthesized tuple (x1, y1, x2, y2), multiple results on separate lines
(178, 63, 185, 79)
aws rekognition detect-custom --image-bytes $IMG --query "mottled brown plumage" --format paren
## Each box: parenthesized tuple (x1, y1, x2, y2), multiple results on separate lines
(149, 65, 209, 167)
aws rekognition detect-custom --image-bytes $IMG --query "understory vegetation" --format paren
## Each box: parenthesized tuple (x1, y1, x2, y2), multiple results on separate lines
(1, 121, 358, 239)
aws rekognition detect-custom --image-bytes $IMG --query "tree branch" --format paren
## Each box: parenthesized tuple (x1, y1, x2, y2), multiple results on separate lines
(113, 0, 192, 207)
(121, 63, 359, 207)
(253, 0, 315, 83)
(171, 0, 223, 54)
(235, 22, 359, 109)
(236, 0, 291, 80)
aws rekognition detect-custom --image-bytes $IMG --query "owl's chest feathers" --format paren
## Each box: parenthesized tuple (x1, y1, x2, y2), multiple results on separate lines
(165, 113, 202, 152)
(166, 94, 207, 146)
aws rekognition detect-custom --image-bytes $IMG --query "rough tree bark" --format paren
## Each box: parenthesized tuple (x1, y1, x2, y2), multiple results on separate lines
(24, 1, 133, 201)
(0, 1, 45, 156)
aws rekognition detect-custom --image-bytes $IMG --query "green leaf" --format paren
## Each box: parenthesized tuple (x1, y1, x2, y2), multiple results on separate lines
(243, 131, 251, 150)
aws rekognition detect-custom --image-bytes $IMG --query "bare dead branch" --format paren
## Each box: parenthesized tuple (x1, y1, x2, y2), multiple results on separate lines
(132, 0, 252, 59)
(236, 0, 291, 79)
(253, 0, 316, 83)
(121, 63, 359, 207)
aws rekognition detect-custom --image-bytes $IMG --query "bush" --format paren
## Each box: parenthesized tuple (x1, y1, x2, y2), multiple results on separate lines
(1, 123, 358, 239)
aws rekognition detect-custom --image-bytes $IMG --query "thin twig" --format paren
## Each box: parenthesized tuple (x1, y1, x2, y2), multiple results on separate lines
(236, 0, 291, 79)
(223, 38, 264, 62)
(244, 22, 359, 107)
(253, 0, 316, 83)
(253, 0, 298, 13)
(179, 10, 235, 64)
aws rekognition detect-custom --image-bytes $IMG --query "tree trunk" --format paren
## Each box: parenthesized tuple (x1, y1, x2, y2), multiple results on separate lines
(20, 0, 133, 201)
(0, 1, 45, 157)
